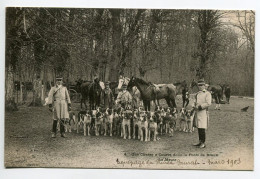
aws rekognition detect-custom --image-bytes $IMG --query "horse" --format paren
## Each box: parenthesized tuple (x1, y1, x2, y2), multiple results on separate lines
(79, 81, 92, 109)
(149, 81, 187, 107)
(127, 77, 178, 111)
(190, 79, 223, 110)
(88, 81, 103, 110)
(222, 84, 231, 104)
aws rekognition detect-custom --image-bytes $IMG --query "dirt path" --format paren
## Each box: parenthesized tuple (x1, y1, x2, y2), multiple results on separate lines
(5, 97, 254, 170)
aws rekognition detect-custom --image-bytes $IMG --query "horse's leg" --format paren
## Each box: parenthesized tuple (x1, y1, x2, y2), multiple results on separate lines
(89, 99, 92, 110)
(133, 124, 136, 139)
(81, 99, 83, 109)
(84, 99, 88, 110)
(185, 99, 189, 108)
(148, 101, 151, 112)
(165, 98, 171, 107)
(214, 96, 219, 110)
(218, 95, 221, 110)
(143, 100, 147, 111)
(172, 99, 177, 108)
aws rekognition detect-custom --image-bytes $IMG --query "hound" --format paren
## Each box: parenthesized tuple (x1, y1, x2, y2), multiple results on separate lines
(148, 112, 158, 141)
(185, 109, 195, 133)
(122, 110, 132, 139)
(139, 111, 148, 142)
(179, 108, 188, 132)
(132, 109, 140, 139)
(104, 108, 114, 136)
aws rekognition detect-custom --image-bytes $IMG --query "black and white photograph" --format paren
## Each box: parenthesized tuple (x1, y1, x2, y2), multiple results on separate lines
(3, 4, 255, 172)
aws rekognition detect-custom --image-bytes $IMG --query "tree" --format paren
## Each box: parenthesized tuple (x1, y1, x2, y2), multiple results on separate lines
(5, 8, 25, 111)
(194, 10, 223, 80)
(233, 11, 255, 52)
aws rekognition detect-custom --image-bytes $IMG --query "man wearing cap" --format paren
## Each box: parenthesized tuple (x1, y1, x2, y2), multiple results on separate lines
(115, 84, 132, 109)
(46, 77, 71, 138)
(101, 82, 114, 109)
(192, 79, 212, 148)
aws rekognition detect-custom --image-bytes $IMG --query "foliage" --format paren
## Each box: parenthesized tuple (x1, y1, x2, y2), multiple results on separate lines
(6, 8, 255, 98)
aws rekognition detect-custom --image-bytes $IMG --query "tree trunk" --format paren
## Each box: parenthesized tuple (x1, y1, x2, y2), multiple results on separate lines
(29, 76, 43, 106)
(109, 9, 122, 81)
(5, 65, 18, 111)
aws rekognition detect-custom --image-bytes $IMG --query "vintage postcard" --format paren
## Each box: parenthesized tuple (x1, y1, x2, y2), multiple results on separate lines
(4, 7, 254, 170)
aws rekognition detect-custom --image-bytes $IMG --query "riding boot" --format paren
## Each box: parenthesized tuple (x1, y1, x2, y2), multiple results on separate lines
(52, 120, 58, 138)
(60, 119, 66, 137)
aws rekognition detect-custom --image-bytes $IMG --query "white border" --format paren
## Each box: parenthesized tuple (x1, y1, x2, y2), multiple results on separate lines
(0, 0, 259, 179)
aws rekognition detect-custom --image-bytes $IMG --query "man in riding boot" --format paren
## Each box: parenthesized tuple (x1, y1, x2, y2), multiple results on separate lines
(115, 84, 132, 109)
(101, 81, 114, 109)
(192, 79, 212, 148)
(47, 77, 71, 138)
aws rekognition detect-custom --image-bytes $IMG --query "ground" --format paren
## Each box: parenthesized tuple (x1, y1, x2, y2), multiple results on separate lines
(4, 96, 254, 170)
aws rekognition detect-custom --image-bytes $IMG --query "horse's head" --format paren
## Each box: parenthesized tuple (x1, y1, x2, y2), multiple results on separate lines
(75, 80, 83, 92)
(93, 82, 102, 97)
(189, 79, 197, 89)
(117, 77, 130, 89)
(126, 76, 137, 90)
(174, 80, 187, 94)
(99, 81, 105, 90)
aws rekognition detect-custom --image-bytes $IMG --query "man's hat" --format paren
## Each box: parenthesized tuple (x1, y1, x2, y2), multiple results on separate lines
(198, 79, 206, 85)
(105, 81, 110, 86)
(56, 77, 63, 81)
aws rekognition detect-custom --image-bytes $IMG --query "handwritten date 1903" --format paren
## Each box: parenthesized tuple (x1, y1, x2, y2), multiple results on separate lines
(208, 158, 241, 167)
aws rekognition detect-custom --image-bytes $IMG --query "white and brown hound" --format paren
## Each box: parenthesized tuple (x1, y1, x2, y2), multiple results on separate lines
(104, 108, 114, 136)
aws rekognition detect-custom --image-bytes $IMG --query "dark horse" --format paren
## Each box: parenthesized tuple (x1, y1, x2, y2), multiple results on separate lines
(88, 81, 102, 110)
(190, 79, 223, 110)
(79, 81, 92, 109)
(127, 77, 179, 111)
(75, 79, 92, 109)
(222, 84, 231, 104)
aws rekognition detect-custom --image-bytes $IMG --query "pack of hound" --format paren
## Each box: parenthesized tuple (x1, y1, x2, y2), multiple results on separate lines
(64, 106, 195, 142)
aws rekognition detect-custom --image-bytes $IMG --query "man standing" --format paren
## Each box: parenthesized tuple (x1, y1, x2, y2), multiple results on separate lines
(193, 79, 212, 148)
(115, 84, 132, 109)
(47, 77, 71, 138)
(101, 82, 114, 109)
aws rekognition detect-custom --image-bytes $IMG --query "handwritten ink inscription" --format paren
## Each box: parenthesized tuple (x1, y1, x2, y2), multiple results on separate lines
(116, 152, 241, 168)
